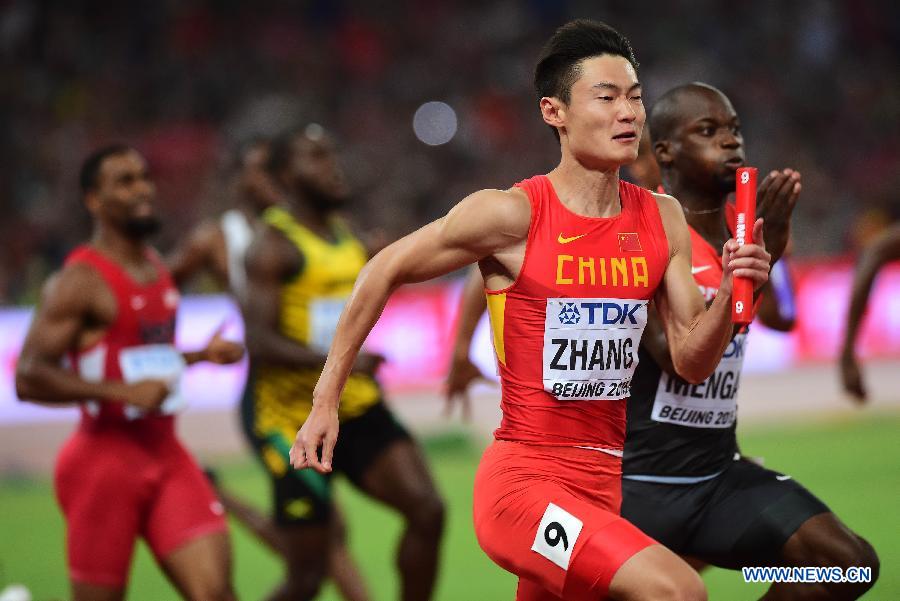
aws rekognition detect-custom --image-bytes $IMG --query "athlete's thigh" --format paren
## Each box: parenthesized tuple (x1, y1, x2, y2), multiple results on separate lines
(143, 443, 228, 561)
(55, 434, 142, 590)
(159, 530, 233, 601)
(336, 403, 433, 511)
(689, 459, 828, 568)
(620, 477, 709, 554)
(474, 449, 655, 600)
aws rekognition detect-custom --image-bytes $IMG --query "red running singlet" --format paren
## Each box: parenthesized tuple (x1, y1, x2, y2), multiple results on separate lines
(489, 175, 670, 453)
(54, 245, 225, 588)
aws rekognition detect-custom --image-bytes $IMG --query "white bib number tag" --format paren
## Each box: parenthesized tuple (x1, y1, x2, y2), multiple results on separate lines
(118, 344, 186, 418)
(531, 502, 583, 571)
(651, 333, 746, 428)
(543, 298, 647, 400)
(309, 297, 349, 353)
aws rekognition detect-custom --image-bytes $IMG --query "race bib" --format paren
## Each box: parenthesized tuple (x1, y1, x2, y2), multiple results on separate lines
(543, 298, 647, 400)
(309, 297, 348, 352)
(651, 333, 746, 428)
(531, 502, 584, 570)
(118, 344, 187, 418)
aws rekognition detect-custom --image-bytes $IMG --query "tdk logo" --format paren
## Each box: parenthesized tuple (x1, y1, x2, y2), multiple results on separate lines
(559, 303, 581, 325)
(582, 302, 641, 325)
(723, 334, 747, 359)
(557, 301, 642, 326)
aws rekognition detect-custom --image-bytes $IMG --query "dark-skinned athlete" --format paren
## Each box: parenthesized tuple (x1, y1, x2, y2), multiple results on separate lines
(619, 83, 878, 601)
(241, 124, 445, 601)
(15, 145, 245, 601)
(168, 139, 372, 601)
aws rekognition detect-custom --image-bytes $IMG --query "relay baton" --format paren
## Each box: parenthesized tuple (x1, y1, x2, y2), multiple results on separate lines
(732, 167, 757, 324)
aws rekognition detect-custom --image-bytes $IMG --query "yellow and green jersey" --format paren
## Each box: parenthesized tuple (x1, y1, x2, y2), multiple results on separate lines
(251, 206, 381, 445)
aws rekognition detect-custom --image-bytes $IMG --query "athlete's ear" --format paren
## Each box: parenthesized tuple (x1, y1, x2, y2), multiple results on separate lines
(654, 139, 674, 168)
(540, 97, 566, 131)
(83, 190, 101, 214)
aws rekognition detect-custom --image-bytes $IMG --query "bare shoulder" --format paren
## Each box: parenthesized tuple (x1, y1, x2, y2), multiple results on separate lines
(245, 222, 300, 278)
(444, 187, 531, 242)
(650, 191, 686, 224)
(38, 262, 106, 314)
(651, 191, 689, 258)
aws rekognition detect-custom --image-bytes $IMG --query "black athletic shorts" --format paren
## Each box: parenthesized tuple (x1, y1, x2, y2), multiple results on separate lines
(242, 395, 412, 526)
(621, 457, 830, 568)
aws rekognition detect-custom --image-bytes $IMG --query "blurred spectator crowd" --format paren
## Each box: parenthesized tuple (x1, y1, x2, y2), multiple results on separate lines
(1, 0, 898, 303)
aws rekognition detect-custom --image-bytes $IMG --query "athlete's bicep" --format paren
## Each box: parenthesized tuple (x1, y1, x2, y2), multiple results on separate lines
(18, 269, 91, 367)
(375, 188, 530, 285)
(242, 232, 296, 336)
(653, 195, 706, 348)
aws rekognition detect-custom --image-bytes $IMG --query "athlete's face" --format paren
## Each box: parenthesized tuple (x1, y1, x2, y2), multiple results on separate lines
(285, 133, 349, 211)
(662, 89, 744, 193)
(544, 55, 645, 169)
(86, 150, 160, 239)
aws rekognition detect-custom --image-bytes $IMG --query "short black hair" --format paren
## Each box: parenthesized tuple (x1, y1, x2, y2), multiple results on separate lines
(649, 82, 727, 143)
(534, 19, 639, 105)
(229, 136, 270, 173)
(79, 144, 133, 194)
(266, 124, 328, 177)
(266, 127, 303, 177)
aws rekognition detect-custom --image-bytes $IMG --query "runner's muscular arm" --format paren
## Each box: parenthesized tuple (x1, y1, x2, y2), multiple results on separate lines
(652, 194, 770, 384)
(167, 220, 226, 288)
(445, 265, 491, 419)
(15, 266, 168, 409)
(840, 223, 900, 400)
(293, 188, 530, 472)
(241, 227, 331, 369)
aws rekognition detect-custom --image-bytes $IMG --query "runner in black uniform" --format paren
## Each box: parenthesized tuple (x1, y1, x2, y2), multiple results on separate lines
(621, 83, 879, 600)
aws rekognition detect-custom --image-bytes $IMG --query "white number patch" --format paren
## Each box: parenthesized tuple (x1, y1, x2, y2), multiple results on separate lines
(543, 298, 647, 400)
(531, 502, 584, 570)
(119, 344, 186, 418)
(651, 333, 746, 428)
(309, 297, 349, 352)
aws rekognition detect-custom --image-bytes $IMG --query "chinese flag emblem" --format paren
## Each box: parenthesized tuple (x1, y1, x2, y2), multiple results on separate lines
(618, 232, 642, 252)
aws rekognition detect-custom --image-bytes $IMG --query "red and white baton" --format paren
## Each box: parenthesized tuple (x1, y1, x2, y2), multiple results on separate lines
(732, 167, 757, 325)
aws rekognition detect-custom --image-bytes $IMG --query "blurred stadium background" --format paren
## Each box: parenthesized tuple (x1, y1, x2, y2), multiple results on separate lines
(1, 1, 898, 599)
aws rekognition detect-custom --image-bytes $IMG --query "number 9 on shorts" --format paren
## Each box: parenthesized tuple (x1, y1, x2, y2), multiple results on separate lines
(531, 502, 584, 570)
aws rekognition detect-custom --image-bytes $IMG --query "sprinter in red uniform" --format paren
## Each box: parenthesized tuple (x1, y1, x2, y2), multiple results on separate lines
(290, 20, 771, 601)
(15, 145, 244, 601)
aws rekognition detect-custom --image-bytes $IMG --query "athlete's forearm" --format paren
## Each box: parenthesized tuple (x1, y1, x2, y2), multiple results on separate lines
(15, 359, 128, 404)
(452, 267, 487, 360)
(244, 328, 329, 369)
(842, 238, 900, 356)
(670, 290, 733, 384)
(313, 258, 400, 409)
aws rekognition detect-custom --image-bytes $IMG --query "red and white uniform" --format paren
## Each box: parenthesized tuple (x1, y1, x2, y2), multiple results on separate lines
(54, 246, 225, 588)
(473, 176, 670, 600)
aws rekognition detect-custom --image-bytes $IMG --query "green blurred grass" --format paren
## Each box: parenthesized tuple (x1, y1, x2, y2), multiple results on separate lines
(1, 413, 897, 600)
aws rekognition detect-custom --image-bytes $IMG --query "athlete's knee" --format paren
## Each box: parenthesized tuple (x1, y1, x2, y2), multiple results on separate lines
(828, 535, 879, 595)
(631, 569, 706, 601)
(403, 491, 446, 539)
(610, 549, 706, 601)
(181, 578, 234, 601)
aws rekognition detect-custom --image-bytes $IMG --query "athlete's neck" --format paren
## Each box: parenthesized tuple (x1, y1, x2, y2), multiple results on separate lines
(664, 174, 730, 248)
(547, 156, 622, 218)
(286, 199, 336, 241)
(90, 227, 148, 266)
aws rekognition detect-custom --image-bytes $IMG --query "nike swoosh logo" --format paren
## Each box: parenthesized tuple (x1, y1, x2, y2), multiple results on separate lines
(558, 234, 587, 244)
(691, 265, 712, 275)
(775, 475, 792, 481)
